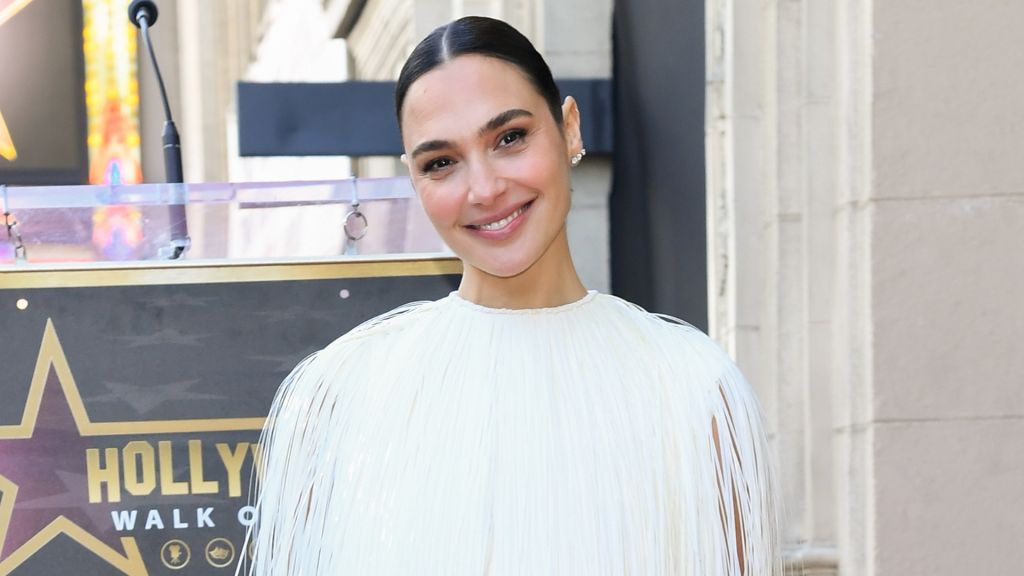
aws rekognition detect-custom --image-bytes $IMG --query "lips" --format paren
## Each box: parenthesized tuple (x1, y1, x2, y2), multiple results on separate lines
(466, 201, 533, 232)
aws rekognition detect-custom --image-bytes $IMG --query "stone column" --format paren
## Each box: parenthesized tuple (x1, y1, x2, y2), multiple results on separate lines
(708, 0, 842, 571)
(709, 0, 1024, 574)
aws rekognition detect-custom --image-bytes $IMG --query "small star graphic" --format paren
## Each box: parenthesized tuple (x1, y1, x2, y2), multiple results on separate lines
(137, 293, 219, 309)
(249, 305, 335, 323)
(244, 352, 315, 373)
(111, 328, 212, 348)
(88, 379, 226, 416)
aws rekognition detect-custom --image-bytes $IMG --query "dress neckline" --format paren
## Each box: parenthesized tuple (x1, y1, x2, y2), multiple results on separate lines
(446, 290, 599, 315)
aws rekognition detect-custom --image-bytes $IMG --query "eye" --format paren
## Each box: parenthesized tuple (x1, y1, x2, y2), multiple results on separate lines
(498, 128, 527, 148)
(422, 157, 455, 174)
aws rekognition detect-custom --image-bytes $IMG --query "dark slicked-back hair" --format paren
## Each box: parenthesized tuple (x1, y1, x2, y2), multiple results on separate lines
(395, 16, 563, 133)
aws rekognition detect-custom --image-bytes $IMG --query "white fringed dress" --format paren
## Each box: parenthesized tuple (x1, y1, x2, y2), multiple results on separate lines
(249, 291, 779, 575)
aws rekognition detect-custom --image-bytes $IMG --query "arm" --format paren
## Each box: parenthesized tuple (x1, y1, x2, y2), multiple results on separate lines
(710, 377, 779, 576)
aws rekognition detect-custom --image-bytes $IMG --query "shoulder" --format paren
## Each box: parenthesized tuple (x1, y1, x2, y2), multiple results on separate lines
(318, 296, 446, 353)
(594, 293, 744, 393)
(280, 297, 447, 389)
(595, 293, 733, 361)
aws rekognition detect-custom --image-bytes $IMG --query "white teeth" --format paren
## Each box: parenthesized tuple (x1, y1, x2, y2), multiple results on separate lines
(475, 204, 526, 231)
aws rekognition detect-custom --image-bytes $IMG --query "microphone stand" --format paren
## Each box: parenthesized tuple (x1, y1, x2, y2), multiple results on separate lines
(129, 0, 189, 259)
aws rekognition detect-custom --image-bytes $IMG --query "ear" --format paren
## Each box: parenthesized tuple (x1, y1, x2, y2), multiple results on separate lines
(399, 153, 421, 195)
(400, 153, 416, 181)
(561, 96, 583, 160)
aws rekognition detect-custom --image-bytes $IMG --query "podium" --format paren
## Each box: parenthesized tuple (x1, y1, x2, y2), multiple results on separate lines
(0, 179, 460, 574)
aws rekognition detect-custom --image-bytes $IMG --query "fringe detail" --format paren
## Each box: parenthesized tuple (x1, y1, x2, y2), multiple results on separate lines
(243, 293, 779, 575)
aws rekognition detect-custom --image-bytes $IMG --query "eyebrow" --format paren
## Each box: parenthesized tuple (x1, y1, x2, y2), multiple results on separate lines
(480, 108, 533, 135)
(409, 108, 534, 159)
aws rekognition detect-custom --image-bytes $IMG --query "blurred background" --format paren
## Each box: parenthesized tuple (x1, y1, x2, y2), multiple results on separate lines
(1, 0, 1021, 573)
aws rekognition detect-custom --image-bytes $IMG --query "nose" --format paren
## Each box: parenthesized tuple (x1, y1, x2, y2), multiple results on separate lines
(465, 157, 506, 206)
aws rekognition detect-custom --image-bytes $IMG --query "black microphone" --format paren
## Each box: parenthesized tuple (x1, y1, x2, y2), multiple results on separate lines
(128, 0, 158, 28)
(130, 0, 189, 259)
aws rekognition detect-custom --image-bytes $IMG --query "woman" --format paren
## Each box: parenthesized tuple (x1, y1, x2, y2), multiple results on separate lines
(249, 16, 779, 575)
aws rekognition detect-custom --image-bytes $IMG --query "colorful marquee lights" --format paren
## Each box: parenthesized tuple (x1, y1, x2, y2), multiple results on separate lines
(84, 0, 143, 186)
(84, 0, 145, 258)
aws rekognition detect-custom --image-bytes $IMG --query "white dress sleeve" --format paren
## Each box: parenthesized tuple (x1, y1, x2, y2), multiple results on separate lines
(707, 356, 781, 575)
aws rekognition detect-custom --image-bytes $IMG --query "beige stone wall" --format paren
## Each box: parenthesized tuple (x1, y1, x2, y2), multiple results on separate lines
(709, 0, 1024, 574)
(869, 1, 1024, 573)
(175, 0, 266, 184)
(347, 0, 415, 81)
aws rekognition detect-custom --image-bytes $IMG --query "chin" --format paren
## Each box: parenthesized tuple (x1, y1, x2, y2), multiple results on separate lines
(474, 261, 533, 279)
(463, 253, 537, 279)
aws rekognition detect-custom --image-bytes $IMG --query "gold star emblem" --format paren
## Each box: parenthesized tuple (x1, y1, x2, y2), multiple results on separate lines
(0, 319, 264, 574)
(0, 108, 15, 162)
(0, 0, 37, 162)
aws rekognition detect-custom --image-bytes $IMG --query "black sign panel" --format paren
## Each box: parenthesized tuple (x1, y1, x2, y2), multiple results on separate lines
(0, 258, 461, 574)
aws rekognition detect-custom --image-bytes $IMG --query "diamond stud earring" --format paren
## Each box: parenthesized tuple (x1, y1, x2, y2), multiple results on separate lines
(571, 148, 587, 167)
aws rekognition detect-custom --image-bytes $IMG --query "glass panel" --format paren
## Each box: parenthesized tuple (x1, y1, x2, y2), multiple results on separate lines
(0, 178, 448, 265)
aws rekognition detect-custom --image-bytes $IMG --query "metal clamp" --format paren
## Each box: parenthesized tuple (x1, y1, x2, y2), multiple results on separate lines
(3, 186, 27, 262)
(344, 210, 368, 242)
(343, 179, 368, 255)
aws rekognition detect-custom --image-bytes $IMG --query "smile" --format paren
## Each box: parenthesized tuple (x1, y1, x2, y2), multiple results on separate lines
(468, 201, 532, 232)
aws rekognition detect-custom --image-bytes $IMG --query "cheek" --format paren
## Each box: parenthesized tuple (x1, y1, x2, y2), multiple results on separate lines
(508, 133, 568, 186)
(510, 151, 570, 205)
(418, 183, 466, 228)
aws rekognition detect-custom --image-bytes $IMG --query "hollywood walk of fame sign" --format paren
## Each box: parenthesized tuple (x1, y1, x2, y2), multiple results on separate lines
(0, 257, 460, 574)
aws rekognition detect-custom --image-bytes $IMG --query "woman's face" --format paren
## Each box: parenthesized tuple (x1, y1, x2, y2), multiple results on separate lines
(400, 54, 581, 279)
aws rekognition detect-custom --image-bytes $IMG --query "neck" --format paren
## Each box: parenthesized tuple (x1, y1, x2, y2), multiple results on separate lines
(457, 227, 587, 309)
